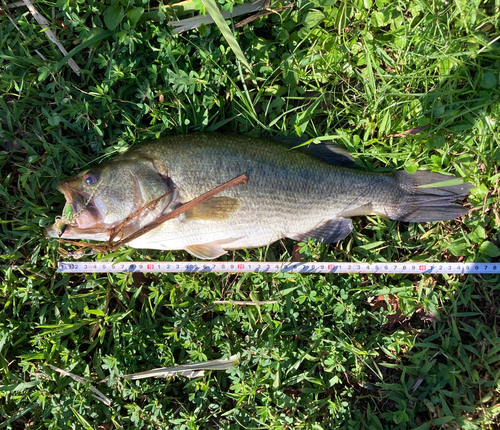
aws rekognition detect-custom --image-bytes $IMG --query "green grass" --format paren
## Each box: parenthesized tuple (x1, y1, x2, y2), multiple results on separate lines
(1, 0, 500, 428)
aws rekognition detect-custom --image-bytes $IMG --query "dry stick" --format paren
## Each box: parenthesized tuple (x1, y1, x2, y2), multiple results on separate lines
(235, 2, 293, 28)
(107, 191, 172, 243)
(382, 124, 430, 139)
(58, 173, 248, 254)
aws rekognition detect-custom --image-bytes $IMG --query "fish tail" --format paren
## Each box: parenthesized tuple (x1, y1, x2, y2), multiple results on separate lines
(391, 171, 472, 222)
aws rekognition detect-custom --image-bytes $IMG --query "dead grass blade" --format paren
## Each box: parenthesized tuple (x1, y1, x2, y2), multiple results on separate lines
(169, 0, 264, 35)
(123, 355, 238, 380)
(49, 364, 112, 406)
(22, 0, 81, 75)
(0, 4, 47, 60)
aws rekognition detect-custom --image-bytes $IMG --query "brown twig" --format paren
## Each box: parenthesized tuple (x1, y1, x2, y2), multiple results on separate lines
(58, 173, 248, 254)
(235, 2, 293, 28)
(117, 174, 248, 248)
(108, 190, 172, 243)
(57, 239, 98, 249)
(382, 124, 430, 139)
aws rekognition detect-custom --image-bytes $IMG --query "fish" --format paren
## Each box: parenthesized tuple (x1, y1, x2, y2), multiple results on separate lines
(45, 133, 472, 259)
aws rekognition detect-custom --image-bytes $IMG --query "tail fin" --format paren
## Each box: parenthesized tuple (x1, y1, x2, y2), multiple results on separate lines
(393, 171, 472, 222)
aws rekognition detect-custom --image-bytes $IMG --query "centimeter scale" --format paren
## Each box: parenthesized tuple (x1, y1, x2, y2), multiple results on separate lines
(58, 261, 500, 275)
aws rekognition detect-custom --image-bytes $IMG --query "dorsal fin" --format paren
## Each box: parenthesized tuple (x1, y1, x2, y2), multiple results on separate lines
(272, 136, 355, 167)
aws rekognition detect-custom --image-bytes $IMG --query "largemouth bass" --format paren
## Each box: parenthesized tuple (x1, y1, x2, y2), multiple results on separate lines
(45, 133, 472, 259)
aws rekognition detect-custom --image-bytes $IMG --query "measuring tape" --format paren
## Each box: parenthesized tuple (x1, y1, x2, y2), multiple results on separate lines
(58, 261, 500, 274)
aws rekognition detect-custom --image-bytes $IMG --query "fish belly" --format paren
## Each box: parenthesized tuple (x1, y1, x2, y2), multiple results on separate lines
(126, 207, 333, 251)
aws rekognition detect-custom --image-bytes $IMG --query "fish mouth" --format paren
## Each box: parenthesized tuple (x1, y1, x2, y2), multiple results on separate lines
(44, 181, 112, 240)
(55, 181, 106, 230)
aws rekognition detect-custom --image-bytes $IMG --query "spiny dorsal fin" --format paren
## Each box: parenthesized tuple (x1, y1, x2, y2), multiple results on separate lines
(272, 136, 355, 167)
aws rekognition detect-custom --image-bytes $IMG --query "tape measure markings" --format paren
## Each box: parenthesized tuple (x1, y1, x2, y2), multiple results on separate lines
(58, 261, 500, 274)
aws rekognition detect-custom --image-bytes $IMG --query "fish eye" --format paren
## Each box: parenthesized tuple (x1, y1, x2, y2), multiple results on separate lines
(84, 172, 99, 186)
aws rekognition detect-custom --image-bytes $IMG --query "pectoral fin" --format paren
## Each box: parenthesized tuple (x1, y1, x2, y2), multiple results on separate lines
(185, 242, 229, 259)
(185, 197, 240, 220)
(289, 217, 353, 243)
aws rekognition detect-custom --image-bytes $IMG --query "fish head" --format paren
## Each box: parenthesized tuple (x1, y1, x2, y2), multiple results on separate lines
(45, 156, 172, 240)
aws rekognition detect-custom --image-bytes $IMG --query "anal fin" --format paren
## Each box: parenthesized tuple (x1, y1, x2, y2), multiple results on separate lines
(289, 218, 353, 243)
(339, 202, 374, 218)
(185, 242, 229, 259)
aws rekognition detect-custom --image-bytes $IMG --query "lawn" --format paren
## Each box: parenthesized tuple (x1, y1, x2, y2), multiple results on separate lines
(1, 0, 499, 428)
